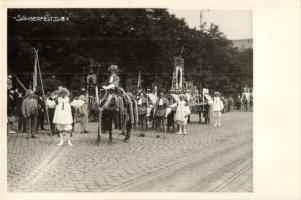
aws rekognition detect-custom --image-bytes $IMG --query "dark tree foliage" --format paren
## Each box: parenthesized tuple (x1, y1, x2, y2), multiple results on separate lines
(8, 9, 252, 95)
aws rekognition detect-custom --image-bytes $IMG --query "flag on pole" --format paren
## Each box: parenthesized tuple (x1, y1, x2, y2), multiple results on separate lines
(137, 71, 141, 89)
(32, 53, 38, 92)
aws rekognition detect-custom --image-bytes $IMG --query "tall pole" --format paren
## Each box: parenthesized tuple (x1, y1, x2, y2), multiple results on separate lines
(33, 48, 52, 136)
(14, 75, 27, 92)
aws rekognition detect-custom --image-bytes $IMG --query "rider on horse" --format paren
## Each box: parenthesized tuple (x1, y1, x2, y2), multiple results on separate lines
(98, 65, 136, 142)
(102, 65, 120, 90)
(101, 65, 134, 118)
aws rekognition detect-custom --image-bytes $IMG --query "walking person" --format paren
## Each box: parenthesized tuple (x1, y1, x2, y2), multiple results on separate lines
(52, 87, 74, 146)
(22, 89, 38, 138)
(212, 91, 224, 127)
(137, 90, 149, 137)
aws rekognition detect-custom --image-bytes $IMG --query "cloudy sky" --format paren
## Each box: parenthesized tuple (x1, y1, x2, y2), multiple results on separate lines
(168, 9, 252, 40)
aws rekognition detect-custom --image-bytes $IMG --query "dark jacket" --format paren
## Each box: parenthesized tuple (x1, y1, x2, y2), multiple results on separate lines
(7, 95, 16, 116)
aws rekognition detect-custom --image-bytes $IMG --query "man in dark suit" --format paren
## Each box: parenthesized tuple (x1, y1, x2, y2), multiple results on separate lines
(46, 91, 56, 136)
(7, 89, 16, 134)
(36, 90, 46, 131)
(16, 90, 26, 132)
(154, 91, 168, 138)
(22, 89, 38, 138)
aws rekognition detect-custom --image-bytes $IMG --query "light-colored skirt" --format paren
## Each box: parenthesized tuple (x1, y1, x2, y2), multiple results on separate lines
(175, 108, 187, 125)
(53, 104, 73, 125)
(56, 124, 72, 131)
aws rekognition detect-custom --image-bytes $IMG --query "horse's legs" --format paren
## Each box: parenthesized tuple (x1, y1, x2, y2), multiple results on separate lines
(145, 116, 149, 130)
(163, 117, 167, 139)
(144, 116, 147, 131)
(124, 120, 131, 143)
(108, 114, 113, 143)
(139, 115, 143, 132)
(155, 117, 160, 137)
(172, 118, 175, 133)
(96, 110, 102, 146)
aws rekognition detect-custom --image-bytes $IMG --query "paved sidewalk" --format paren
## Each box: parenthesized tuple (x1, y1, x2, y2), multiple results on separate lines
(7, 112, 253, 192)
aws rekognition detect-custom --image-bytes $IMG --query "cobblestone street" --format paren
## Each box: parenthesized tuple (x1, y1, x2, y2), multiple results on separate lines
(7, 111, 253, 192)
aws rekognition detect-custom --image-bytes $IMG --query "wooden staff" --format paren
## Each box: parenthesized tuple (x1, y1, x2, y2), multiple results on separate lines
(14, 75, 27, 92)
(33, 48, 53, 137)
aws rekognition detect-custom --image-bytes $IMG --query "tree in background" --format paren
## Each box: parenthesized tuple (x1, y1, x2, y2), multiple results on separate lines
(8, 9, 252, 94)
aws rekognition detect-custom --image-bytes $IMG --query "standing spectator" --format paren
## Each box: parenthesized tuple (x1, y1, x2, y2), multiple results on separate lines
(236, 95, 242, 110)
(52, 87, 73, 146)
(22, 89, 38, 138)
(154, 91, 167, 138)
(49, 75, 58, 92)
(222, 96, 228, 113)
(46, 91, 56, 136)
(228, 95, 234, 112)
(7, 89, 16, 134)
(16, 90, 26, 133)
(175, 94, 190, 135)
(203, 94, 213, 124)
(212, 91, 224, 127)
(250, 94, 253, 111)
(137, 90, 149, 137)
(36, 90, 46, 131)
(78, 88, 89, 134)
(87, 68, 97, 96)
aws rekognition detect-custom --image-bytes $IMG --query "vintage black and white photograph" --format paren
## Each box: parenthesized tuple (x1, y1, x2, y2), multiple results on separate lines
(6, 8, 253, 192)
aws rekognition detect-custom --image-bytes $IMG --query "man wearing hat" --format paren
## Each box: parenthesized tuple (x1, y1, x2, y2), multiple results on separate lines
(22, 89, 38, 138)
(36, 90, 46, 131)
(87, 68, 97, 96)
(78, 88, 89, 134)
(102, 64, 130, 99)
(102, 65, 120, 90)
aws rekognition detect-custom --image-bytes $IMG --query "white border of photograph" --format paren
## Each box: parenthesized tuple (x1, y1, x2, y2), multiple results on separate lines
(1, 0, 300, 199)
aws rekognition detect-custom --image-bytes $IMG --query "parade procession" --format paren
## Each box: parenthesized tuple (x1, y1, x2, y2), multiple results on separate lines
(6, 8, 253, 192)
(7, 54, 253, 144)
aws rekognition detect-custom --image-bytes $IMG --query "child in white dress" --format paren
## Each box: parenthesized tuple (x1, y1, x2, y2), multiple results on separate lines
(212, 91, 224, 127)
(52, 87, 74, 146)
(175, 94, 190, 135)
